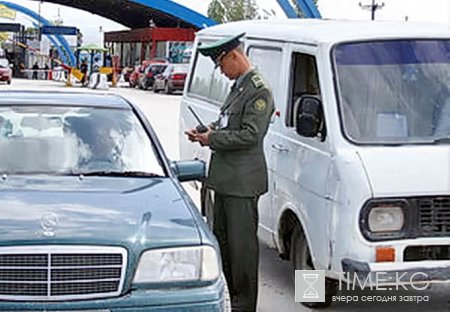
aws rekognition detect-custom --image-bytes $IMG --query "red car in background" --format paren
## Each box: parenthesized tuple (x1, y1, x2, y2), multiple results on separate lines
(0, 59, 12, 85)
(153, 63, 189, 94)
(129, 60, 167, 89)
(128, 64, 143, 88)
(140, 64, 167, 90)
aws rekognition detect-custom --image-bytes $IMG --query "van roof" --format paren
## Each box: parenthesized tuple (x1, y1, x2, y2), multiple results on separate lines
(198, 19, 450, 45)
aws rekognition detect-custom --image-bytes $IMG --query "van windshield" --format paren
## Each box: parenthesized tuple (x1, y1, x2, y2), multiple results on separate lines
(334, 39, 450, 144)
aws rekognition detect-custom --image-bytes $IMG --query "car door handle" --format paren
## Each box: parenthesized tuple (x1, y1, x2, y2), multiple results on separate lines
(271, 143, 289, 152)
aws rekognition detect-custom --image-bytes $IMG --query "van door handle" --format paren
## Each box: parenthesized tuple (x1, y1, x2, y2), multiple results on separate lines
(271, 143, 289, 152)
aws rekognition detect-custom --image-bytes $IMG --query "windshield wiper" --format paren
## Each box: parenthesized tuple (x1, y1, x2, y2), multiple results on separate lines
(75, 171, 163, 177)
(432, 137, 450, 144)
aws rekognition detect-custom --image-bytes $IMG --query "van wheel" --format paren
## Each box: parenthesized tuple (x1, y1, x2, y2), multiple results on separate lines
(290, 226, 337, 308)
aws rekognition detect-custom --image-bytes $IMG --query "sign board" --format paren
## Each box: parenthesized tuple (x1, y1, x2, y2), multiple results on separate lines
(0, 4, 16, 20)
(41, 25, 77, 36)
(0, 23, 20, 32)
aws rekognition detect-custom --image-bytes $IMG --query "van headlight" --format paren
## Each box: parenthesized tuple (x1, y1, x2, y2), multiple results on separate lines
(133, 246, 219, 283)
(360, 200, 408, 241)
(368, 206, 404, 232)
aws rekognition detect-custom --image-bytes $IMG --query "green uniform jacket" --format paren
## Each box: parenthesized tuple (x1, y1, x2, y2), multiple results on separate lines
(207, 69, 275, 197)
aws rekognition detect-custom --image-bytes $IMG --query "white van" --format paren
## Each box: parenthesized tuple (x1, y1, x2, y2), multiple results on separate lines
(180, 19, 450, 307)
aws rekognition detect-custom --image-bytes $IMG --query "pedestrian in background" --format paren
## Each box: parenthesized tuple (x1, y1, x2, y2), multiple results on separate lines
(185, 33, 274, 312)
(32, 62, 39, 80)
(80, 59, 88, 86)
(44, 63, 49, 80)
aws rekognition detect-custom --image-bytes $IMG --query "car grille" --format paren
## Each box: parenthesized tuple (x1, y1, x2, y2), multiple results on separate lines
(0, 246, 127, 301)
(418, 197, 450, 237)
(404, 245, 450, 261)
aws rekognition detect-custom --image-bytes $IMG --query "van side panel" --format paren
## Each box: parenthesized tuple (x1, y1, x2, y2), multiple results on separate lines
(246, 41, 288, 247)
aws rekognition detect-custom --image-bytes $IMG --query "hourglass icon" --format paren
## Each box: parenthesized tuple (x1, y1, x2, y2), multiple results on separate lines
(302, 273, 319, 299)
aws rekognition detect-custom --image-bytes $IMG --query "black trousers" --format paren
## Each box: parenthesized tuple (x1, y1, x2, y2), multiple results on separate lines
(213, 193, 259, 312)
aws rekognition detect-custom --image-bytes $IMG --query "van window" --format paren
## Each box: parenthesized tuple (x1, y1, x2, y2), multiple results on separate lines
(334, 40, 450, 144)
(188, 42, 231, 105)
(248, 46, 283, 108)
(286, 53, 321, 127)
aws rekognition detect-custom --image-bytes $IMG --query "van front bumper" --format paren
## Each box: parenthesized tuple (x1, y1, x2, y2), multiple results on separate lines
(342, 258, 450, 285)
(0, 278, 225, 312)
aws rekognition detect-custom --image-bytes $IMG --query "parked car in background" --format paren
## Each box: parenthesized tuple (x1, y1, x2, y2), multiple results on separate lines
(0, 91, 229, 311)
(140, 63, 167, 90)
(128, 64, 142, 88)
(129, 60, 167, 89)
(154, 63, 189, 94)
(122, 66, 134, 83)
(0, 58, 12, 85)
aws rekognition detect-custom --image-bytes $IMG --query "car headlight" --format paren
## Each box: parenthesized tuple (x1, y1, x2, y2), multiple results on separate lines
(360, 199, 409, 241)
(368, 206, 404, 232)
(133, 246, 219, 283)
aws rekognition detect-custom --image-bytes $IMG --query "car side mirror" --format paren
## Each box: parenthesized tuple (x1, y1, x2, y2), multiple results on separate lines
(294, 95, 325, 139)
(170, 160, 206, 182)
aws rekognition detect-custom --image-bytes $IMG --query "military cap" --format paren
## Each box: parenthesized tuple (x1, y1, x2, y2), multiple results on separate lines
(198, 33, 245, 65)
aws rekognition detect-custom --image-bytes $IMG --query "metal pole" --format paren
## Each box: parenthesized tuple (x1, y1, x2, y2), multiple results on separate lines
(371, 0, 375, 20)
(38, 1, 41, 40)
(359, 0, 384, 20)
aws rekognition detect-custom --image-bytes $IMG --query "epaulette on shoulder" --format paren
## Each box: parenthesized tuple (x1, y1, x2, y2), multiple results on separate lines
(251, 74, 265, 89)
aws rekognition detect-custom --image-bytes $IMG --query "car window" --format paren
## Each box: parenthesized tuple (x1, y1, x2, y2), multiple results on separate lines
(162, 66, 172, 75)
(152, 65, 166, 74)
(0, 106, 165, 176)
(0, 59, 8, 68)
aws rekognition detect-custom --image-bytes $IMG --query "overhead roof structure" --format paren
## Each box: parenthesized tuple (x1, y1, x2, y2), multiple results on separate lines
(29, 0, 217, 29)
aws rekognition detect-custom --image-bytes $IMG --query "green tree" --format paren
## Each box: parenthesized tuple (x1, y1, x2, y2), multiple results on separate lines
(207, 0, 259, 23)
(207, 0, 227, 23)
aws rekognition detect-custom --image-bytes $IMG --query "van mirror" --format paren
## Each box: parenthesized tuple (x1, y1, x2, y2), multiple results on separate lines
(294, 96, 324, 139)
(170, 160, 206, 182)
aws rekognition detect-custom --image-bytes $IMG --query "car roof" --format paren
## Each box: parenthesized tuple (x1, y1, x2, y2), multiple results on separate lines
(0, 91, 132, 109)
(197, 19, 450, 45)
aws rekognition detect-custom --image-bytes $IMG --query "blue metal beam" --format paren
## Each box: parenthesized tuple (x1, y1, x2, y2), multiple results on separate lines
(277, 0, 321, 18)
(0, 1, 76, 66)
(129, 0, 217, 28)
(294, 0, 321, 18)
(276, 0, 299, 18)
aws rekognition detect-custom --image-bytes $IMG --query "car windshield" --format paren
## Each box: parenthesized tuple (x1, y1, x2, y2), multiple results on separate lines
(334, 39, 450, 144)
(0, 105, 165, 176)
(0, 59, 8, 68)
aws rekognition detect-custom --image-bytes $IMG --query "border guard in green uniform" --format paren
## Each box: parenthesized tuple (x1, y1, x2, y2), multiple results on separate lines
(185, 33, 275, 312)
